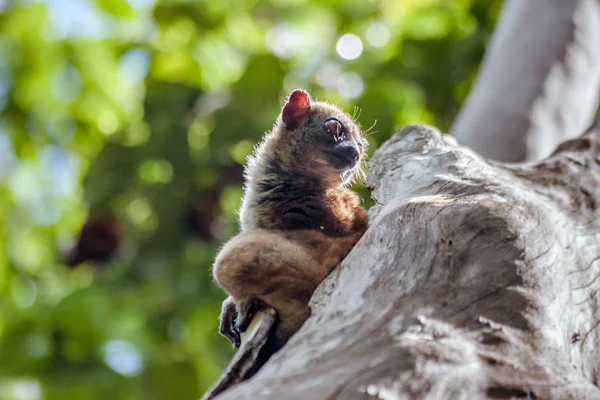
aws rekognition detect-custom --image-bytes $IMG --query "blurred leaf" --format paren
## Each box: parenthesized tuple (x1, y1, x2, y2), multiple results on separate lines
(142, 362, 199, 400)
(94, 0, 135, 18)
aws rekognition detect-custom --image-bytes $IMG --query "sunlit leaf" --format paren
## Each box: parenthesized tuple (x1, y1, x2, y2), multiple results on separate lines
(94, 0, 136, 18)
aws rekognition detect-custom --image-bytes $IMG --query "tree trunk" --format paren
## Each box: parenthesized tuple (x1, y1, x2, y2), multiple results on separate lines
(213, 120, 600, 399)
(451, 0, 600, 162)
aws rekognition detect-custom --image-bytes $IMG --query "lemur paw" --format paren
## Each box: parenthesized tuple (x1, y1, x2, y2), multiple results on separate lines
(219, 297, 267, 348)
(235, 298, 266, 334)
(219, 297, 240, 347)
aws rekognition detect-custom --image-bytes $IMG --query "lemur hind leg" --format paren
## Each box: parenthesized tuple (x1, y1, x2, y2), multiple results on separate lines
(214, 228, 362, 346)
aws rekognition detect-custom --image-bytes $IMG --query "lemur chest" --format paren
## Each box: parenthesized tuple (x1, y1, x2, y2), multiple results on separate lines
(251, 189, 363, 236)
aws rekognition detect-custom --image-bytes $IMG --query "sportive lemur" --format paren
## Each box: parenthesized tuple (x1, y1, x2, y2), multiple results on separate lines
(213, 89, 369, 348)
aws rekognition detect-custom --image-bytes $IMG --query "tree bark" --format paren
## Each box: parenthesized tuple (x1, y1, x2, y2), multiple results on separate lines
(213, 120, 600, 399)
(451, 0, 600, 162)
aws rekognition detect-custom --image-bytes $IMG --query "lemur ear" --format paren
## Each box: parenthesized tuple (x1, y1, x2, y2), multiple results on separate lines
(282, 89, 311, 129)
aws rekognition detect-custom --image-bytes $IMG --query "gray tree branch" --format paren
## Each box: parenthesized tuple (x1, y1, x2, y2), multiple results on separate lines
(213, 121, 600, 399)
(451, 0, 600, 162)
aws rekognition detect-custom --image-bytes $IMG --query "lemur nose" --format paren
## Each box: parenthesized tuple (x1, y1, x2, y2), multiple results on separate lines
(341, 144, 360, 162)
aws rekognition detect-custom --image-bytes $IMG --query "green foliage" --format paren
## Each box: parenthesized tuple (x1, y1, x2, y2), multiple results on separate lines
(0, 0, 501, 398)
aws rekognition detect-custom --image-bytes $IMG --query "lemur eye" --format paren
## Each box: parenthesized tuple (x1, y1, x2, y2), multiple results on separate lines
(323, 118, 344, 141)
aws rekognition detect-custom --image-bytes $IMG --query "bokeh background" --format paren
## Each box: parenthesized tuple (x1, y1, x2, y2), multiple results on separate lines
(0, 0, 502, 399)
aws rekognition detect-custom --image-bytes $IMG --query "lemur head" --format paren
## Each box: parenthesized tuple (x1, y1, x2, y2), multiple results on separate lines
(268, 89, 368, 186)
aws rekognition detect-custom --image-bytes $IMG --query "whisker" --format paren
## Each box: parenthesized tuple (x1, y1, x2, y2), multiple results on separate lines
(363, 119, 378, 136)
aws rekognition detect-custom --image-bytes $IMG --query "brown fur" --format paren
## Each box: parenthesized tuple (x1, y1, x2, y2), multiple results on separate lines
(213, 90, 369, 347)
(214, 228, 364, 345)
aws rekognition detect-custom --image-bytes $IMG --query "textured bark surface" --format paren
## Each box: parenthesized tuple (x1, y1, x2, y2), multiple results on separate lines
(213, 122, 600, 399)
(451, 0, 600, 162)
(202, 309, 277, 400)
